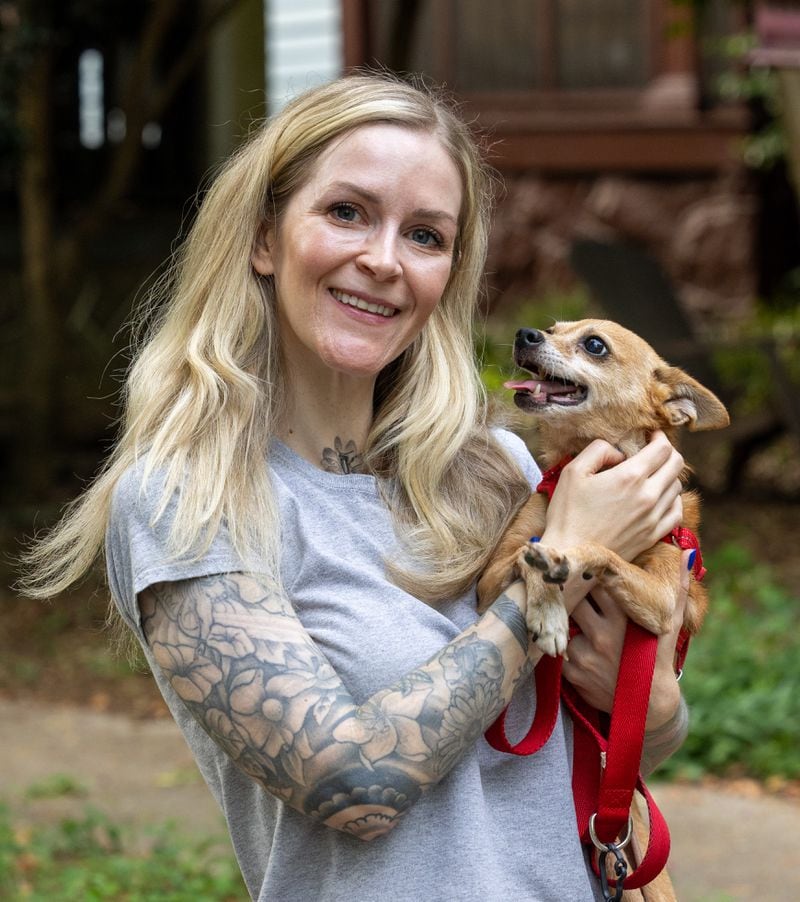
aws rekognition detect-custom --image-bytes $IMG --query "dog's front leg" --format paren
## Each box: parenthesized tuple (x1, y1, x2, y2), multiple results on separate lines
(515, 541, 570, 656)
(526, 540, 678, 635)
(476, 494, 548, 612)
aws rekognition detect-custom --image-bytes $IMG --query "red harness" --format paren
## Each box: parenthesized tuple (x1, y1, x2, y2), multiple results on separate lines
(485, 458, 699, 894)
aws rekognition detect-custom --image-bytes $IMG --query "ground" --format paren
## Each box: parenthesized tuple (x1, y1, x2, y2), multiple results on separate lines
(2, 494, 799, 901)
(1, 698, 798, 901)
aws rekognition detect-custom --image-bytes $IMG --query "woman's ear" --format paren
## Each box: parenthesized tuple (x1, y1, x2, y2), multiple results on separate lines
(251, 224, 275, 276)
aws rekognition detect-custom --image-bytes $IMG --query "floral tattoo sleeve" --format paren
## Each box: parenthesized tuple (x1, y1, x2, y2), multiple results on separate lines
(139, 573, 533, 841)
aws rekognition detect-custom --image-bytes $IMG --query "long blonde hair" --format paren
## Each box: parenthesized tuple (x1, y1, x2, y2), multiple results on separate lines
(21, 72, 530, 608)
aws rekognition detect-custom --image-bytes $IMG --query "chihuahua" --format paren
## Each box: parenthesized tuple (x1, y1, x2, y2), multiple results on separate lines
(477, 319, 730, 656)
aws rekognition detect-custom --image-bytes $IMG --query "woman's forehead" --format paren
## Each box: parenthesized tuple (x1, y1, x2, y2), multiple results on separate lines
(302, 123, 463, 213)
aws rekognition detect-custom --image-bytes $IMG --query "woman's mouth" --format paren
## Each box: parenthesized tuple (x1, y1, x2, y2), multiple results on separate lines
(330, 288, 397, 318)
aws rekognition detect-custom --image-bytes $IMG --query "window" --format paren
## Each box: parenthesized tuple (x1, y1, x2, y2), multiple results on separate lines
(346, 0, 749, 171)
(554, 0, 649, 90)
(365, 0, 653, 95)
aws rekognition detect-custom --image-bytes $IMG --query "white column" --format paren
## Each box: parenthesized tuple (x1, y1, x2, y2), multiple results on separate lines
(265, 0, 343, 113)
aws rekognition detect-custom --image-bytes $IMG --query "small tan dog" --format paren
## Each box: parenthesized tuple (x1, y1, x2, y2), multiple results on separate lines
(477, 319, 730, 655)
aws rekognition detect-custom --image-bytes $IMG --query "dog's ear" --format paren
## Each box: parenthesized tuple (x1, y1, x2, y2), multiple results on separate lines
(655, 366, 730, 432)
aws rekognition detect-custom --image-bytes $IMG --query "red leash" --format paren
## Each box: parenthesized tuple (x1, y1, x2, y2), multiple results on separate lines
(485, 459, 699, 896)
(485, 626, 674, 892)
(569, 623, 672, 892)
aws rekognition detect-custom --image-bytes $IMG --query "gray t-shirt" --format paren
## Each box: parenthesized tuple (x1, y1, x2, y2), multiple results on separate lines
(106, 429, 604, 901)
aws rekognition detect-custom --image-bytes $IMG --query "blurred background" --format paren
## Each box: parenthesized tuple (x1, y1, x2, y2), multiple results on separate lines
(1, 2, 799, 900)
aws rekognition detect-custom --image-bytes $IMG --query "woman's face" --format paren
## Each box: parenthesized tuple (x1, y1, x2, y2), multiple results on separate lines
(252, 123, 463, 381)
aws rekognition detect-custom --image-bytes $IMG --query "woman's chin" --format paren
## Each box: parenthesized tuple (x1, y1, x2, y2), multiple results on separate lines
(319, 343, 398, 380)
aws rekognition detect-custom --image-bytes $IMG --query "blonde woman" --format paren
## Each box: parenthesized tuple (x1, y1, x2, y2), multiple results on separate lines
(24, 74, 690, 900)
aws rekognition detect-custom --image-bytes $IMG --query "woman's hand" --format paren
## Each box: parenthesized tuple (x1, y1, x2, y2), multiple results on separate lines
(541, 431, 684, 563)
(561, 549, 691, 731)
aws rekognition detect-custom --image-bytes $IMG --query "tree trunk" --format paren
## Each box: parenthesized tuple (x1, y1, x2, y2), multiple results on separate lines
(16, 47, 58, 497)
(12, 0, 245, 502)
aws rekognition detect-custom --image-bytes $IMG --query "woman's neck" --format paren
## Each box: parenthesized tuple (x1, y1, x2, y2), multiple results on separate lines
(277, 364, 376, 473)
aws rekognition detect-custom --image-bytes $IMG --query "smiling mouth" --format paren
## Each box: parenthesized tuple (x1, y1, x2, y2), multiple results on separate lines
(330, 288, 397, 318)
(504, 367, 588, 407)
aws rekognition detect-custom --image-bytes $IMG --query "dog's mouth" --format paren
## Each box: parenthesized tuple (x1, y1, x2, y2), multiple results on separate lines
(504, 367, 588, 408)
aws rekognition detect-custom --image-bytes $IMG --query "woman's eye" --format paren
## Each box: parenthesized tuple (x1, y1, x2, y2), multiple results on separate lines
(583, 336, 608, 357)
(331, 203, 359, 222)
(410, 227, 443, 248)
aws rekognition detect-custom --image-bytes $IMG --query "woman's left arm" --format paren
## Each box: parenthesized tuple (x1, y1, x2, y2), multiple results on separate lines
(562, 549, 692, 772)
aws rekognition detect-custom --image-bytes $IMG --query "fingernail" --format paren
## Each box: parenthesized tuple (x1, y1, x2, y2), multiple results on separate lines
(687, 550, 696, 571)
(529, 536, 541, 543)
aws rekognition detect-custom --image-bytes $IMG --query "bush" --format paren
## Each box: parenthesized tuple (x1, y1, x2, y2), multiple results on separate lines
(0, 806, 247, 901)
(658, 544, 800, 781)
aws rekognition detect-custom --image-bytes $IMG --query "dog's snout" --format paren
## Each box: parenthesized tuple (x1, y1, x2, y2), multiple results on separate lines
(515, 328, 545, 349)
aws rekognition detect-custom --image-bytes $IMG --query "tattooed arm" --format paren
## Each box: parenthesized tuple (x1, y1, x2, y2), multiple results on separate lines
(139, 573, 539, 841)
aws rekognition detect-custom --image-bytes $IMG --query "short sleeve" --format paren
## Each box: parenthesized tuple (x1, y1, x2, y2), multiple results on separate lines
(105, 459, 246, 633)
(492, 428, 541, 491)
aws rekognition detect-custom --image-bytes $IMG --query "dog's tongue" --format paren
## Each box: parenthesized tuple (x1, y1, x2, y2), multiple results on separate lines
(504, 379, 576, 396)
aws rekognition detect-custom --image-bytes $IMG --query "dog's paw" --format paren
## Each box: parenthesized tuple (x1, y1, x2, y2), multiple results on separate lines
(521, 542, 570, 585)
(528, 601, 570, 658)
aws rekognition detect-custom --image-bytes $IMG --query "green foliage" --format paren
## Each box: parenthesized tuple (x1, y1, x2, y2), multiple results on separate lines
(715, 32, 788, 172)
(711, 302, 800, 415)
(658, 544, 800, 781)
(669, 1, 786, 174)
(25, 774, 88, 801)
(0, 806, 247, 901)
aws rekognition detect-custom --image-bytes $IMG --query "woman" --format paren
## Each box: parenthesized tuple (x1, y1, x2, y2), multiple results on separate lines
(25, 74, 689, 900)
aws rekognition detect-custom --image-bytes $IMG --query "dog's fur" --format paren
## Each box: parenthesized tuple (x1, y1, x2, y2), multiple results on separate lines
(477, 319, 730, 656)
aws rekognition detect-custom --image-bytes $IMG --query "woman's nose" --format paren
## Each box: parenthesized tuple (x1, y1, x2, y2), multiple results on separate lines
(356, 228, 402, 281)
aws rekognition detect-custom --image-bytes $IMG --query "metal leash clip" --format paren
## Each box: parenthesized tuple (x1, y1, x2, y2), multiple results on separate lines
(589, 814, 633, 902)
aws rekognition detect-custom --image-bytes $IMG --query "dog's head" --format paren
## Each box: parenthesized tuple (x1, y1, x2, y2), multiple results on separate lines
(505, 319, 730, 456)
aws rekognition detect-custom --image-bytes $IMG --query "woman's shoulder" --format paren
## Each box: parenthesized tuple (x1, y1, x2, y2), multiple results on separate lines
(109, 452, 180, 526)
(490, 427, 541, 488)
(490, 426, 534, 464)
(112, 452, 160, 499)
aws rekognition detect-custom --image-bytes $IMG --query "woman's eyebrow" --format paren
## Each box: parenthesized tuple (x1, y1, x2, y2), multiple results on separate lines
(326, 180, 458, 225)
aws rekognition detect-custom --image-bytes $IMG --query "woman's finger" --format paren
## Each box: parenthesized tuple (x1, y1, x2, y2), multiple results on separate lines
(569, 439, 625, 476)
(648, 484, 684, 539)
(569, 585, 625, 637)
(613, 431, 676, 480)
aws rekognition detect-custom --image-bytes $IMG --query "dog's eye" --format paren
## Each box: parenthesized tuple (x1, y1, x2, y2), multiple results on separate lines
(583, 336, 608, 357)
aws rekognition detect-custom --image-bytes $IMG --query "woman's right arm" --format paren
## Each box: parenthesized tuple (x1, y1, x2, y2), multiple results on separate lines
(139, 572, 541, 842)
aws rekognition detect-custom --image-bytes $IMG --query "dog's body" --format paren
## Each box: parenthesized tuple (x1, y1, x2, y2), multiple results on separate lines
(477, 319, 730, 656)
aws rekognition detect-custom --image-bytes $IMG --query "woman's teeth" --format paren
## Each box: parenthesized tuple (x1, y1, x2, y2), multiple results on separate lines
(331, 289, 395, 318)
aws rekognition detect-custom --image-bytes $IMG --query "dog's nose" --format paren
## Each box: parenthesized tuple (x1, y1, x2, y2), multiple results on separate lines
(515, 328, 545, 348)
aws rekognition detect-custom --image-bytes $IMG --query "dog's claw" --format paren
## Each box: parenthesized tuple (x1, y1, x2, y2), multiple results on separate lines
(524, 551, 545, 570)
(523, 543, 570, 585)
(528, 602, 569, 658)
(542, 571, 567, 584)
